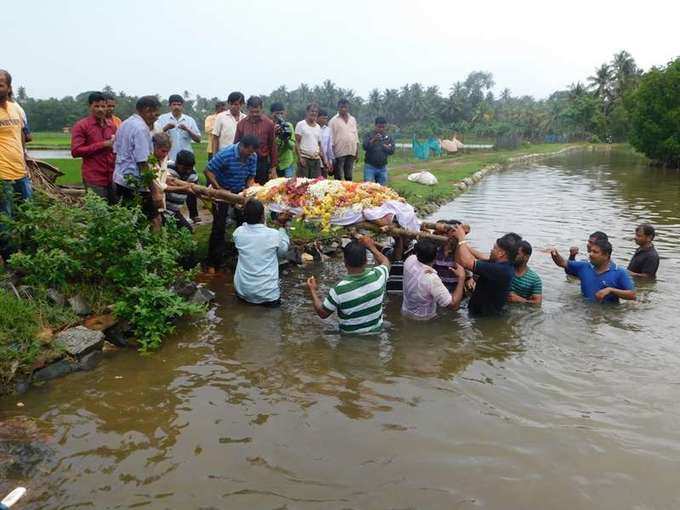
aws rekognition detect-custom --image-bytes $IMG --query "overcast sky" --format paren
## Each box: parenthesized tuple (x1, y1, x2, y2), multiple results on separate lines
(5, 0, 679, 101)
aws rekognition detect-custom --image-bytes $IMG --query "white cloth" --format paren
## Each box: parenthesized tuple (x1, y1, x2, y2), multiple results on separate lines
(267, 199, 420, 232)
(407, 171, 438, 186)
(212, 110, 246, 150)
(401, 255, 452, 320)
(295, 120, 322, 159)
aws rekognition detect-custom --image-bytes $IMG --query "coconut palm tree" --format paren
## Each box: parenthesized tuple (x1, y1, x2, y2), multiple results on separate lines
(588, 64, 613, 99)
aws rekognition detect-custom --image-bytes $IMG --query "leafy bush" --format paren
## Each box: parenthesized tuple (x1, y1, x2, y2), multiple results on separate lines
(0, 291, 42, 379)
(626, 58, 680, 166)
(7, 193, 203, 351)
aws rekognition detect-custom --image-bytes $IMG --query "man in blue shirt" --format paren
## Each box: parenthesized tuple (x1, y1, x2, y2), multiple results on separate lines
(551, 238, 636, 303)
(154, 94, 201, 161)
(204, 135, 259, 272)
(113, 96, 161, 223)
(233, 199, 291, 306)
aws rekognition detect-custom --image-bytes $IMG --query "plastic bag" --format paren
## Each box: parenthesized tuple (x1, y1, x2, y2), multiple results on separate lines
(407, 171, 438, 186)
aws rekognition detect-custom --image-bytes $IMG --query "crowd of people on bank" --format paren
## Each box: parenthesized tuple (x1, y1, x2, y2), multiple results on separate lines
(0, 68, 661, 334)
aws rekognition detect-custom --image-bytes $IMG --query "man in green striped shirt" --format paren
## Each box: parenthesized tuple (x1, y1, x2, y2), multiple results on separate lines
(508, 240, 543, 305)
(307, 236, 390, 334)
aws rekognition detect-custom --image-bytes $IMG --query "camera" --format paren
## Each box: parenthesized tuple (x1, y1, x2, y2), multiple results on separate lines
(275, 117, 293, 141)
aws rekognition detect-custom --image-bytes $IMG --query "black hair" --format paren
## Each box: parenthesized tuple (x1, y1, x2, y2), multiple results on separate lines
(246, 95, 263, 108)
(102, 92, 116, 101)
(215, 101, 226, 110)
(337, 98, 350, 108)
(136, 95, 161, 112)
(589, 231, 608, 241)
(0, 70, 12, 86)
(318, 108, 328, 117)
(88, 91, 106, 104)
(244, 199, 264, 225)
(375, 116, 387, 125)
(306, 102, 319, 112)
(168, 94, 184, 105)
(343, 240, 367, 268)
(415, 239, 437, 264)
(496, 232, 521, 262)
(240, 134, 260, 150)
(636, 223, 655, 239)
(591, 238, 612, 257)
(175, 150, 195, 168)
(518, 240, 532, 256)
(227, 91, 245, 104)
(435, 219, 462, 225)
(270, 102, 285, 113)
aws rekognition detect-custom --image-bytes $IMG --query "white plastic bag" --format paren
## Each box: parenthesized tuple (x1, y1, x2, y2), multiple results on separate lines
(407, 171, 438, 186)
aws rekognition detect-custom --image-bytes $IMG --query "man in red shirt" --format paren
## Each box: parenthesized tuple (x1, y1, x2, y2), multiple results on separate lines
(71, 92, 117, 203)
(233, 96, 278, 184)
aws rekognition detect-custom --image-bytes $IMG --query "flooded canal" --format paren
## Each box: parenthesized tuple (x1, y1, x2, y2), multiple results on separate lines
(1, 147, 679, 509)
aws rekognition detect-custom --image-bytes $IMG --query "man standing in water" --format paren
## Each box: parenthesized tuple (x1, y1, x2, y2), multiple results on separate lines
(508, 240, 543, 305)
(401, 239, 466, 320)
(233, 199, 291, 306)
(569, 231, 608, 261)
(628, 223, 659, 278)
(307, 236, 390, 334)
(551, 238, 636, 303)
(451, 225, 519, 316)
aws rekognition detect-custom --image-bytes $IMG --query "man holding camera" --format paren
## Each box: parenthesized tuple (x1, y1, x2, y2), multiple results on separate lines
(270, 102, 296, 178)
(234, 96, 278, 185)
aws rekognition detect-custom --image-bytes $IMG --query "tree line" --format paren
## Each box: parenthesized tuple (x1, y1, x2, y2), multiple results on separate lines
(15, 50, 680, 163)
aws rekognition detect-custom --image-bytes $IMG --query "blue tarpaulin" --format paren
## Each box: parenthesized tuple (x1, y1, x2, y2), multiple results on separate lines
(412, 135, 442, 160)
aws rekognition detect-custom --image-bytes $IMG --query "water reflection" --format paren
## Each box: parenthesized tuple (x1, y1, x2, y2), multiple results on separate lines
(2, 148, 680, 509)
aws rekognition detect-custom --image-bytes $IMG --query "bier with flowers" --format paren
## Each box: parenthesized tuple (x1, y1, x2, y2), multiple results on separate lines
(241, 177, 419, 231)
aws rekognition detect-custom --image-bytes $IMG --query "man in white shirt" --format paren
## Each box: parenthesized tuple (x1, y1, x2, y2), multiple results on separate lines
(233, 199, 291, 306)
(402, 239, 465, 320)
(328, 98, 359, 180)
(295, 103, 329, 178)
(211, 91, 246, 154)
(318, 109, 334, 177)
(154, 94, 201, 161)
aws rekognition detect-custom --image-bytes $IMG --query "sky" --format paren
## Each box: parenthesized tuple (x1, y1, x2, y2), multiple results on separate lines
(5, 0, 679, 101)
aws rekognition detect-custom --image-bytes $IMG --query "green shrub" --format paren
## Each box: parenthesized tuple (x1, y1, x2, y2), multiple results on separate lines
(0, 291, 42, 379)
(6, 193, 203, 351)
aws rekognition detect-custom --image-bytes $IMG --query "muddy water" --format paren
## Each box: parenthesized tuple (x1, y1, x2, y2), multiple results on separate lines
(2, 148, 680, 509)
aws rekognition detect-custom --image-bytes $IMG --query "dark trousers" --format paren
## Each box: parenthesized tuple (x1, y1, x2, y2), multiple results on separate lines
(115, 184, 158, 220)
(297, 158, 322, 178)
(255, 156, 271, 185)
(166, 209, 193, 232)
(186, 194, 199, 219)
(84, 182, 117, 205)
(334, 155, 355, 180)
(0, 176, 33, 261)
(207, 201, 243, 268)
